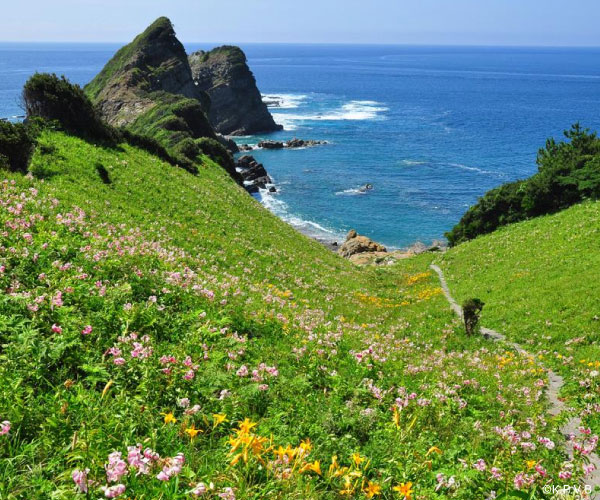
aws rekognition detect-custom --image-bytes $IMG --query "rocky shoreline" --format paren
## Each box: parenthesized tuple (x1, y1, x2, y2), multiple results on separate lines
(314, 229, 446, 265)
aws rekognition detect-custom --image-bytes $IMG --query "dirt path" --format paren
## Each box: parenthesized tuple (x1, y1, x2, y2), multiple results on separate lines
(430, 263, 600, 492)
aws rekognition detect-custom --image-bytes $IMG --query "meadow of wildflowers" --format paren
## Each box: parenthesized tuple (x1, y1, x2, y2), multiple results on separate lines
(0, 130, 597, 498)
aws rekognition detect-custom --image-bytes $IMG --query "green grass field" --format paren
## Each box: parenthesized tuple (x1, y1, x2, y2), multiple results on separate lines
(0, 130, 597, 498)
(438, 201, 600, 435)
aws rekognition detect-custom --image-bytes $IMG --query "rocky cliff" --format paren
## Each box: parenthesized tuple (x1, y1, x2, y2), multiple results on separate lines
(189, 46, 282, 136)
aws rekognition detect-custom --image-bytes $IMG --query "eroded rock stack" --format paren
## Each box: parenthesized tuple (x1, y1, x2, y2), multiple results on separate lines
(189, 46, 282, 136)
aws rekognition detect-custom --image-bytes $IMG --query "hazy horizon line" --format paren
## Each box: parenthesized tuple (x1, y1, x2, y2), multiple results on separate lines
(1, 40, 600, 49)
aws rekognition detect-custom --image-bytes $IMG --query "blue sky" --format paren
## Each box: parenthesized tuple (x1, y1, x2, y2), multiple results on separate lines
(2, 0, 599, 46)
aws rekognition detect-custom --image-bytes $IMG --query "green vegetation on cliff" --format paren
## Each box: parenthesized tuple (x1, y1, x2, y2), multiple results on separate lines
(447, 124, 600, 245)
(85, 17, 223, 170)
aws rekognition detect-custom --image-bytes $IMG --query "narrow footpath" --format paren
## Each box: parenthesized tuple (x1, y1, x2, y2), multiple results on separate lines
(430, 264, 600, 493)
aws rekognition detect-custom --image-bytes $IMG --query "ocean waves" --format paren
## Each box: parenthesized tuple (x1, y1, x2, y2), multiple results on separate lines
(264, 93, 388, 131)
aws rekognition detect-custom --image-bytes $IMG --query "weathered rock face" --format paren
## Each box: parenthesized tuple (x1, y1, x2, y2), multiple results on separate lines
(86, 17, 212, 133)
(189, 46, 282, 136)
(338, 229, 387, 258)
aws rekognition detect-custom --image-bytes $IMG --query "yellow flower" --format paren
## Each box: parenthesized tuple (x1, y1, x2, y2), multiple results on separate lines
(300, 460, 322, 475)
(392, 407, 401, 429)
(364, 481, 381, 498)
(212, 413, 227, 428)
(237, 418, 257, 435)
(185, 424, 202, 440)
(393, 482, 413, 499)
(161, 412, 177, 425)
(526, 460, 537, 470)
(426, 446, 442, 457)
(351, 452, 365, 467)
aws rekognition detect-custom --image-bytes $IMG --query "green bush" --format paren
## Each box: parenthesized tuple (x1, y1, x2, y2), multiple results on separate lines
(447, 124, 600, 245)
(22, 73, 117, 143)
(0, 120, 35, 172)
(195, 137, 241, 183)
(462, 298, 484, 336)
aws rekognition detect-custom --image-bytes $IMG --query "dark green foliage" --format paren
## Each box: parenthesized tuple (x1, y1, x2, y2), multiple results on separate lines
(23, 73, 118, 143)
(95, 162, 111, 184)
(195, 137, 242, 184)
(119, 129, 186, 168)
(462, 298, 484, 336)
(0, 120, 35, 172)
(447, 124, 600, 245)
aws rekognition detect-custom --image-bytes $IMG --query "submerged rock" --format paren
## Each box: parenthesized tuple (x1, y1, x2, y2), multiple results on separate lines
(338, 229, 387, 258)
(189, 46, 282, 136)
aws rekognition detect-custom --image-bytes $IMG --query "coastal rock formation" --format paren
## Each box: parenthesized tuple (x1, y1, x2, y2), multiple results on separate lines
(257, 140, 284, 150)
(86, 17, 212, 135)
(235, 155, 274, 193)
(338, 229, 387, 258)
(83, 17, 253, 177)
(189, 46, 282, 136)
(256, 138, 327, 150)
(285, 138, 327, 148)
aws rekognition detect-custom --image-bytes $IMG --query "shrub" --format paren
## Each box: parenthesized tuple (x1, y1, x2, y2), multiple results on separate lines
(22, 73, 118, 143)
(462, 298, 484, 336)
(0, 120, 35, 172)
(447, 124, 600, 245)
(195, 137, 241, 184)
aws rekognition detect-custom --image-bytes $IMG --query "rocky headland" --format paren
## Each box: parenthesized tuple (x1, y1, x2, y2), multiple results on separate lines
(189, 46, 282, 136)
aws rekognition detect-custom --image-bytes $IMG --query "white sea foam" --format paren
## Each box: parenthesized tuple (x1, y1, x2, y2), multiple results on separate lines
(271, 100, 388, 131)
(262, 93, 308, 109)
(335, 188, 367, 196)
(401, 159, 428, 166)
(259, 189, 344, 242)
(448, 163, 497, 175)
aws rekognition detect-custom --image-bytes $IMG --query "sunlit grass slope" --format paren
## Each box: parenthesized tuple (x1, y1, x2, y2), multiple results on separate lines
(0, 131, 593, 499)
(439, 201, 600, 433)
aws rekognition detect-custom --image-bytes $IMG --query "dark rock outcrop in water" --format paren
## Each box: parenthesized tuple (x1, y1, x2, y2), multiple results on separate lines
(257, 139, 327, 150)
(188, 46, 282, 136)
(236, 155, 274, 193)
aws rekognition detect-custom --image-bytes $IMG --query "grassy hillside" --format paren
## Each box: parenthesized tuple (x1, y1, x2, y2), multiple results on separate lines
(0, 130, 593, 498)
(439, 201, 600, 433)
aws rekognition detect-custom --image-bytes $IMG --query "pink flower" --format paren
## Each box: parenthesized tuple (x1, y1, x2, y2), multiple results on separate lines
(52, 291, 63, 308)
(0, 421, 11, 435)
(183, 369, 195, 380)
(105, 451, 128, 482)
(490, 467, 502, 480)
(191, 482, 208, 496)
(218, 487, 236, 500)
(81, 325, 93, 335)
(473, 459, 487, 471)
(113, 357, 126, 365)
(51, 324, 63, 334)
(156, 453, 185, 481)
(558, 470, 572, 480)
(236, 365, 249, 377)
(101, 484, 126, 498)
(72, 468, 89, 493)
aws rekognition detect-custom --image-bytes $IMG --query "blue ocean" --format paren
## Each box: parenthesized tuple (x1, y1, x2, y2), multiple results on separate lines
(2, 43, 599, 248)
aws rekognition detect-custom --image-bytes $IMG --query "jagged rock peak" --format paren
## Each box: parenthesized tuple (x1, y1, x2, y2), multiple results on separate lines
(189, 46, 283, 136)
(85, 17, 210, 129)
